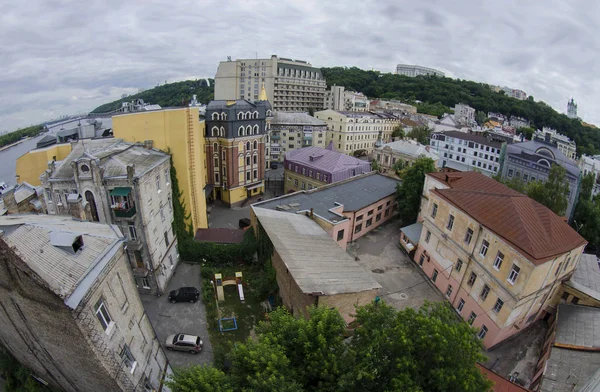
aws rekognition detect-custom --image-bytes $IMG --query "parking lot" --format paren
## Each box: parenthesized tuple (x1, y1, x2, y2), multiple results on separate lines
(348, 220, 445, 310)
(140, 262, 214, 368)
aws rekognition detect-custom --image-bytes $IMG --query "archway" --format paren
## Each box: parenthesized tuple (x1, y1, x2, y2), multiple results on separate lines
(85, 190, 99, 222)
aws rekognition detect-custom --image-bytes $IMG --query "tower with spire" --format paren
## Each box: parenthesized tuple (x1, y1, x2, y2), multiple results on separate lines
(567, 98, 578, 119)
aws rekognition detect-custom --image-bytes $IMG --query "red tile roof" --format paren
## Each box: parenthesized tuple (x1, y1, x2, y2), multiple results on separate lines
(194, 228, 246, 244)
(476, 364, 531, 392)
(428, 172, 586, 265)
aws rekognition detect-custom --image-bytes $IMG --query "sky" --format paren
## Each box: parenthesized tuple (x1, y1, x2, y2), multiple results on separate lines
(1, 0, 598, 132)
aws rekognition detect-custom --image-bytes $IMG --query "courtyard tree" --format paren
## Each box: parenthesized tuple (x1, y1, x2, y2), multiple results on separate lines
(392, 125, 405, 138)
(396, 156, 436, 224)
(526, 164, 570, 216)
(166, 365, 233, 392)
(407, 126, 433, 145)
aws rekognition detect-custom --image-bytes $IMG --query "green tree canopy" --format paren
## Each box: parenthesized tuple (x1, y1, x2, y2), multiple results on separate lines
(407, 126, 433, 145)
(396, 157, 437, 224)
(166, 365, 233, 392)
(392, 125, 405, 138)
(475, 110, 487, 126)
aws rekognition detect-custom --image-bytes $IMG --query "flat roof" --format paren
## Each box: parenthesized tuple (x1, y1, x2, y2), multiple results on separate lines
(252, 207, 381, 295)
(401, 222, 423, 245)
(253, 173, 400, 223)
(565, 253, 600, 302)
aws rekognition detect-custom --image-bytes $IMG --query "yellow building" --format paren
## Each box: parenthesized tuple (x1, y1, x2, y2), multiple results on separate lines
(16, 143, 72, 186)
(112, 107, 208, 231)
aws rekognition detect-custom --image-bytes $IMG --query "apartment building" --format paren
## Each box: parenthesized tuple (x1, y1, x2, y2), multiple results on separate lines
(323, 85, 370, 112)
(411, 172, 586, 349)
(429, 131, 504, 176)
(396, 64, 445, 77)
(0, 182, 45, 215)
(40, 139, 178, 295)
(500, 140, 580, 219)
(533, 127, 577, 161)
(269, 111, 327, 163)
(205, 99, 271, 207)
(314, 109, 400, 156)
(283, 144, 371, 193)
(0, 215, 170, 392)
(214, 55, 326, 112)
(253, 172, 399, 249)
(370, 100, 417, 114)
(374, 139, 439, 171)
(454, 103, 476, 126)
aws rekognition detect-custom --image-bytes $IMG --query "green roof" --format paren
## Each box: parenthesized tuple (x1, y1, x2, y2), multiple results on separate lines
(109, 187, 131, 196)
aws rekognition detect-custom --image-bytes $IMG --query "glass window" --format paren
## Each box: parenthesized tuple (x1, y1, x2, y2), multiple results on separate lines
(465, 228, 473, 244)
(480, 240, 489, 257)
(493, 252, 504, 270)
(508, 264, 520, 284)
(481, 285, 490, 300)
(432, 269, 439, 282)
(446, 214, 454, 230)
(366, 218, 373, 227)
(354, 224, 362, 234)
(445, 285, 453, 297)
(337, 230, 345, 241)
(419, 253, 425, 266)
(468, 272, 477, 286)
(431, 203, 438, 218)
(94, 299, 112, 331)
(155, 174, 161, 191)
(457, 298, 465, 312)
(468, 312, 477, 325)
(456, 259, 463, 272)
(478, 325, 488, 339)
(425, 231, 431, 243)
(493, 298, 504, 313)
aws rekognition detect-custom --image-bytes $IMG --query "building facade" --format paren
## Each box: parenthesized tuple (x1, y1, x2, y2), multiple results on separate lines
(314, 109, 400, 156)
(0, 182, 45, 215)
(204, 99, 272, 207)
(430, 131, 504, 176)
(214, 55, 326, 112)
(40, 139, 179, 295)
(412, 172, 586, 349)
(369, 99, 417, 114)
(578, 154, 600, 197)
(500, 140, 580, 219)
(0, 216, 170, 392)
(454, 103, 476, 126)
(283, 144, 371, 193)
(396, 64, 445, 77)
(269, 112, 327, 163)
(374, 139, 439, 171)
(323, 85, 369, 112)
(533, 127, 577, 161)
(113, 106, 208, 231)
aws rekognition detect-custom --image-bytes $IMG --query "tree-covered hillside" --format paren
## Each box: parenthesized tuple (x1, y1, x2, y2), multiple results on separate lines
(90, 79, 214, 114)
(321, 67, 600, 156)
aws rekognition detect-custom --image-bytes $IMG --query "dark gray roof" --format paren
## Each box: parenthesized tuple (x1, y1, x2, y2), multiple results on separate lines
(434, 130, 503, 148)
(554, 304, 600, 348)
(271, 112, 326, 126)
(566, 254, 600, 302)
(506, 140, 580, 177)
(401, 222, 423, 244)
(253, 173, 400, 222)
(207, 99, 271, 111)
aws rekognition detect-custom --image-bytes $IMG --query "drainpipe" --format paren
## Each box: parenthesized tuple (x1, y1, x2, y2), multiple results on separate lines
(451, 224, 483, 309)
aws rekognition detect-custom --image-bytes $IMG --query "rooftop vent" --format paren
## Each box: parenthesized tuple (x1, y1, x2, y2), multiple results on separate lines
(50, 231, 84, 254)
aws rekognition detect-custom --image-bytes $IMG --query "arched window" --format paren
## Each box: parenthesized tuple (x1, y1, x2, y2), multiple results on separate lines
(253, 111, 259, 119)
(246, 142, 250, 151)
(238, 126, 244, 136)
(266, 110, 272, 117)
(220, 126, 225, 137)
(246, 125, 252, 135)
(237, 112, 243, 120)
(213, 143, 218, 151)
(253, 125, 259, 134)
(212, 112, 219, 120)
(246, 111, 252, 119)
(211, 126, 218, 137)
(537, 158, 551, 168)
(221, 113, 227, 120)
(253, 140, 258, 149)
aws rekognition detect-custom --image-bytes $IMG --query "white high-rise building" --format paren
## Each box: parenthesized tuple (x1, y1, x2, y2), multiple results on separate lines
(323, 86, 370, 112)
(395, 64, 445, 77)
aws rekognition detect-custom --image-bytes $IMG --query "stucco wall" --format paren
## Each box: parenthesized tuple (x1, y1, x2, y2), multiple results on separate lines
(16, 143, 72, 186)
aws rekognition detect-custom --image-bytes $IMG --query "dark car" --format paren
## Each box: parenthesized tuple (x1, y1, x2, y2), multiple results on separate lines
(168, 287, 200, 303)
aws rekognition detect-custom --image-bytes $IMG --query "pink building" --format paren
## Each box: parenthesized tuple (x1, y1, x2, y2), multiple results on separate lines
(253, 172, 399, 249)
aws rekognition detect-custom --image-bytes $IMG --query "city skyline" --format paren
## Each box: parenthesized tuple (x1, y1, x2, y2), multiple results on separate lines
(1, 0, 597, 131)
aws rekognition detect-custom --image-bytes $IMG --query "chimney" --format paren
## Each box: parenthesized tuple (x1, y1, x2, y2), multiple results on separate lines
(144, 140, 154, 149)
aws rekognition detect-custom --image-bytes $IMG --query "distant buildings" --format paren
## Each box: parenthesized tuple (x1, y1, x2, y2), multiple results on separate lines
(578, 154, 600, 196)
(500, 140, 580, 219)
(396, 64, 445, 77)
(314, 109, 401, 156)
(269, 112, 328, 163)
(490, 85, 528, 100)
(0, 182, 45, 215)
(454, 103, 476, 126)
(214, 55, 327, 112)
(204, 98, 272, 207)
(0, 215, 170, 392)
(407, 171, 586, 349)
(370, 99, 417, 114)
(567, 98, 578, 119)
(374, 139, 439, 171)
(533, 127, 577, 161)
(429, 130, 504, 176)
(283, 144, 371, 193)
(40, 139, 178, 295)
(323, 86, 370, 112)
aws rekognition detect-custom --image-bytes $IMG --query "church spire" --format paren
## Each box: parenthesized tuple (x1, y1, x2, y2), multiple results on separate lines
(258, 83, 268, 101)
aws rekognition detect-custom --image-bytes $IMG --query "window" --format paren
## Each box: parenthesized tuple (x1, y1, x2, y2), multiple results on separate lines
(354, 223, 362, 234)
(480, 285, 490, 300)
(419, 253, 425, 267)
(432, 269, 439, 282)
(94, 299, 112, 331)
(246, 156, 251, 166)
(128, 222, 137, 240)
(366, 218, 373, 227)
(508, 264, 520, 284)
(478, 325, 488, 339)
(446, 285, 453, 297)
(120, 344, 137, 374)
(155, 174, 161, 192)
(464, 228, 473, 244)
(164, 231, 170, 248)
(456, 259, 463, 272)
(377, 205, 383, 211)
(337, 230, 344, 241)
(356, 215, 363, 221)
(214, 173, 220, 183)
(479, 240, 489, 257)
(168, 196, 172, 212)
(555, 262, 563, 276)
(368, 210, 374, 216)
(431, 203, 438, 218)
(141, 277, 150, 288)
(493, 298, 504, 313)
(508, 169, 514, 177)
(425, 231, 431, 243)
(294, 179, 298, 186)
(468, 312, 477, 325)
(253, 170, 258, 180)
(493, 252, 504, 270)
(375, 213, 382, 222)
(467, 272, 477, 286)
(446, 214, 454, 230)
(253, 155, 257, 164)
(246, 171, 251, 181)
(457, 298, 465, 312)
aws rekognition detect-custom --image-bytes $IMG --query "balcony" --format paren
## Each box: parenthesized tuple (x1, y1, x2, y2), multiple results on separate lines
(271, 134, 281, 140)
(110, 187, 136, 218)
(113, 204, 136, 218)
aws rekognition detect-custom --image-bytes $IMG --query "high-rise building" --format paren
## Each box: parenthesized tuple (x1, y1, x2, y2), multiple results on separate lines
(214, 55, 327, 112)
(567, 98, 578, 119)
(395, 64, 445, 77)
(323, 85, 369, 112)
(268, 111, 328, 163)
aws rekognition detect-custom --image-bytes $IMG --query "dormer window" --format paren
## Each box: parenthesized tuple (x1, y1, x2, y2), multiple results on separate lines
(80, 164, 90, 173)
(72, 235, 84, 252)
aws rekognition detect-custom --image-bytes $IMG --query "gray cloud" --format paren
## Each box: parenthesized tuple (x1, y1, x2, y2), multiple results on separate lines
(1, 0, 598, 132)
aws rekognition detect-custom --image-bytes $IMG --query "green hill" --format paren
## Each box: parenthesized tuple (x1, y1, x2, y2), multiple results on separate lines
(90, 79, 214, 114)
(321, 67, 599, 156)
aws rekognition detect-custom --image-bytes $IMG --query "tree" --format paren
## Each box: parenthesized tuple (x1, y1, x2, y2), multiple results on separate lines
(517, 126, 535, 140)
(571, 173, 600, 250)
(166, 366, 233, 392)
(407, 126, 433, 145)
(392, 159, 406, 176)
(526, 164, 569, 216)
(396, 157, 436, 224)
(371, 159, 381, 172)
(475, 110, 487, 126)
(392, 125, 405, 139)
(579, 172, 595, 202)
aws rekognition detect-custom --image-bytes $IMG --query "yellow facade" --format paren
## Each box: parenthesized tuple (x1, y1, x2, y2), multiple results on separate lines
(16, 143, 72, 186)
(284, 169, 326, 193)
(113, 108, 208, 231)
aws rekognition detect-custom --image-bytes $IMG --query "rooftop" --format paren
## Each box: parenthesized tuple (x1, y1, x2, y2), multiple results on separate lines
(50, 139, 169, 180)
(565, 254, 600, 302)
(476, 364, 531, 392)
(377, 140, 439, 160)
(207, 99, 270, 111)
(253, 173, 400, 223)
(285, 145, 370, 173)
(0, 215, 123, 308)
(506, 140, 579, 176)
(251, 207, 381, 295)
(428, 172, 587, 265)
(271, 111, 326, 126)
(194, 228, 246, 244)
(434, 130, 503, 148)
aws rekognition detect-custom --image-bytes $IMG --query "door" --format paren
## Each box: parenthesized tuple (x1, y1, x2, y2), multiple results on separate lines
(84, 191, 99, 222)
(134, 250, 144, 269)
(216, 190, 221, 200)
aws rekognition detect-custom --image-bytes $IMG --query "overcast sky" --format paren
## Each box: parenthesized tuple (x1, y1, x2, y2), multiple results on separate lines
(1, 0, 597, 132)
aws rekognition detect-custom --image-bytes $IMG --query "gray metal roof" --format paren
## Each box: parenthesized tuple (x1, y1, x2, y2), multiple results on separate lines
(0, 215, 124, 307)
(566, 254, 600, 302)
(271, 111, 326, 126)
(506, 140, 580, 177)
(554, 304, 600, 348)
(252, 207, 381, 295)
(253, 173, 400, 222)
(400, 222, 423, 244)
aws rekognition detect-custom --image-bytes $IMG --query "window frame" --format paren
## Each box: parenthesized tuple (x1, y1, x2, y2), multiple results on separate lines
(446, 214, 454, 231)
(457, 298, 465, 312)
(431, 203, 438, 218)
(94, 299, 112, 331)
(464, 228, 473, 244)
(493, 298, 504, 313)
(479, 240, 489, 257)
(493, 252, 504, 270)
(508, 264, 520, 284)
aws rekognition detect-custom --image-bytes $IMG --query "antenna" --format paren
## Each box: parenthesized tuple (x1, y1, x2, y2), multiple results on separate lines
(227, 56, 231, 62)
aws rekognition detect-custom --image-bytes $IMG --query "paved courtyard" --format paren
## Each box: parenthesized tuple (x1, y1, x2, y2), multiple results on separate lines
(141, 262, 213, 368)
(348, 219, 445, 310)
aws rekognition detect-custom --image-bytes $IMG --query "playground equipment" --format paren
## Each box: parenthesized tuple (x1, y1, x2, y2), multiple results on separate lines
(218, 317, 238, 332)
(214, 272, 245, 303)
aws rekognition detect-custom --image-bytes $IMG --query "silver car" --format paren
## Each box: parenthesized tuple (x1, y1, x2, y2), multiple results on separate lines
(165, 333, 203, 354)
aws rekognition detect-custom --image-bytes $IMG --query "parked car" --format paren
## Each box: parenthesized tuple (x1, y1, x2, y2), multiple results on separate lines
(165, 333, 203, 354)
(168, 287, 200, 303)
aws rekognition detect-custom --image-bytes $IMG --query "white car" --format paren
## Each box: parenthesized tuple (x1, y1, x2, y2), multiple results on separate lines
(165, 333, 203, 354)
